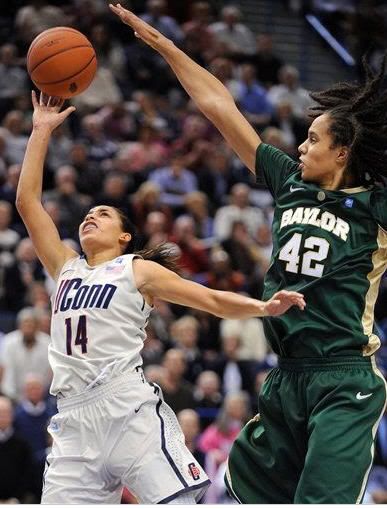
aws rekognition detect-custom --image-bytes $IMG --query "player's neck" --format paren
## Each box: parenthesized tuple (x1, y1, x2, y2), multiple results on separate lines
(85, 248, 122, 267)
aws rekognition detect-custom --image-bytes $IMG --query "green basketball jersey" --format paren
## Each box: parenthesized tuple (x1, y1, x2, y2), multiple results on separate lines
(257, 143, 387, 358)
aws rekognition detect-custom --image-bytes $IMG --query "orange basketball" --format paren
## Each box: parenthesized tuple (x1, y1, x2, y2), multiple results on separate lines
(27, 27, 97, 99)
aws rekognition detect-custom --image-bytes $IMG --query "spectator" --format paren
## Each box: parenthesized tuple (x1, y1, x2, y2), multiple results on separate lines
(170, 315, 204, 383)
(209, 5, 256, 57)
(236, 64, 273, 128)
(249, 34, 284, 88)
(0, 396, 35, 503)
(220, 316, 268, 362)
(194, 370, 223, 430)
(140, 0, 184, 45)
(214, 183, 266, 241)
(150, 151, 198, 214)
(46, 124, 73, 171)
(115, 123, 169, 175)
(68, 143, 105, 197)
(209, 333, 257, 397)
(0, 164, 21, 226)
(1, 237, 45, 314)
(208, 57, 240, 100)
(271, 100, 309, 150)
(221, 220, 262, 277)
(172, 114, 212, 172)
(0, 44, 28, 119)
(0, 307, 51, 402)
(169, 215, 209, 278)
(0, 200, 19, 260)
(198, 392, 250, 502)
(71, 67, 123, 112)
(79, 114, 118, 163)
(182, 1, 215, 63)
(94, 172, 133, 219)
(268, 64, 314, 119)
(2, 110, 29, 165)
(89, 24, 128, 85)
(177, 409, 206, 466)
(142, 210, 170, 248)
(14, 0, 67, 47)
(14, 374, 56, 501)
(160, 348, 196, 413)
(205, 248, 246, 293)
(43, 165, 91, 237)
(43, 200, 71, 240)
(184, 191, 214, 241)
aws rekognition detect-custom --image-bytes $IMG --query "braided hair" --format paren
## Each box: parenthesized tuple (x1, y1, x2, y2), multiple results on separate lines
(309, 55, 387, 185)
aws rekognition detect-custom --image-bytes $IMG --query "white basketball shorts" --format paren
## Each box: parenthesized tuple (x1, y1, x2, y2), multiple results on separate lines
(41, 370, 210, 504)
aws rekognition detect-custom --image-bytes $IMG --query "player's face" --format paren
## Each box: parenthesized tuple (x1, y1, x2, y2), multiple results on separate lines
(79, 206, 131, 252)
(298, 113, 348, 187)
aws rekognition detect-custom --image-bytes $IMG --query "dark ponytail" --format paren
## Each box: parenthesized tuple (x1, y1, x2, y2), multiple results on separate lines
(135, 244, 181, 274)
(113, 207, 182, 274)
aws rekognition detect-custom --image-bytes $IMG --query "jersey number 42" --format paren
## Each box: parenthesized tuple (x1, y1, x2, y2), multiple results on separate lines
(279, 233, 330, 278)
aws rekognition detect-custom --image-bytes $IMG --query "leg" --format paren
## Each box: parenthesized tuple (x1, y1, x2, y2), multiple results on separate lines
(295, 365, 387, 503)
(42, 413, 122, 504)
(110, 383, 210, 504)
(226, 369, 306, 503)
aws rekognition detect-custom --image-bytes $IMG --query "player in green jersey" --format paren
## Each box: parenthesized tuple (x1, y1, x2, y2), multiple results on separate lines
(110, 4, 387, 503)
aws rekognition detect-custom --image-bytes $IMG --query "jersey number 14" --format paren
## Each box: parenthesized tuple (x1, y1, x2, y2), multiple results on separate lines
(279, 233, 330, 278)
(65, 315, 88, 355)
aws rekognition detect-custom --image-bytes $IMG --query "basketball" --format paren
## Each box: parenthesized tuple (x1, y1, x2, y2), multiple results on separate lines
(27, 27, 97, 99)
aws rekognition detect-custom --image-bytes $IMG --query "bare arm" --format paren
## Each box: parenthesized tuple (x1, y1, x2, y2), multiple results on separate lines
(16, 92, 77, 280)
(133, 259, 305, 319)
(109, 3, 261, 174)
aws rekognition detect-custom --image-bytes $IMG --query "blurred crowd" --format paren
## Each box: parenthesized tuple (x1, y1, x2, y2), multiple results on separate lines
(0, 0, 387, 504)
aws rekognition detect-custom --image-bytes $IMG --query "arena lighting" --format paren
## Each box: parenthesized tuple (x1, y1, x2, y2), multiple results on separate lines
(306, 14, 356, 67)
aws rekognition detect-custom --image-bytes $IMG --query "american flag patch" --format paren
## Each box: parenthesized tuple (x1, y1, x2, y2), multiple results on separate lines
(105, 264, 125, 274)
(188, 463, 200, 481)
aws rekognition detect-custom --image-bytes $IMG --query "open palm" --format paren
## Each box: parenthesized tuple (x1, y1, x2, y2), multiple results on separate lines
(31, 90, 75, 132)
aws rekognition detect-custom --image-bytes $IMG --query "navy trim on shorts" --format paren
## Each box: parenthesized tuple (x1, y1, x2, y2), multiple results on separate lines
(157, 479, 211, 504)
(155, 398, 189, 488)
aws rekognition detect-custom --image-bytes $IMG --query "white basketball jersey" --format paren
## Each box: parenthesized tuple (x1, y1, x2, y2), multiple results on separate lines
(49, 254, 152, 397)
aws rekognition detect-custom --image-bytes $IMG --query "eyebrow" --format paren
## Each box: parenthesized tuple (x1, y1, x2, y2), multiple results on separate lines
(83, 207, 111, 221)
(308, 130, 318, 138)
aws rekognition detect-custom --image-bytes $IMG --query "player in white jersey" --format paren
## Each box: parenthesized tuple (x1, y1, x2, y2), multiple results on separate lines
(16, 91, 306, 504)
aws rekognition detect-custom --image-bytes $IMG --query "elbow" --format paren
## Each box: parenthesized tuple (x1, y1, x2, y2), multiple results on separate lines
(15, 193, 33, 215)
(15, 194, 24, 212)
(201, 94, 235, 120)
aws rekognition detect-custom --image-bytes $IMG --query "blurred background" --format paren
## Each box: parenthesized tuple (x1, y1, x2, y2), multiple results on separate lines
(0, 0, 387, 503)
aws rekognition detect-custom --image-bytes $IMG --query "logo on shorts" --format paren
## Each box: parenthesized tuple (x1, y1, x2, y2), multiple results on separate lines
(188, 463, 200, 481)
(50, 420, 60, 432)
(356, 392, 373, 400)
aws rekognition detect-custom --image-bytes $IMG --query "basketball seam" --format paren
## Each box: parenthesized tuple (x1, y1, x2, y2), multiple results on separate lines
(33, 55, 96, 86)
(27, 27, 89, 59)
(29, 45, 94, 74)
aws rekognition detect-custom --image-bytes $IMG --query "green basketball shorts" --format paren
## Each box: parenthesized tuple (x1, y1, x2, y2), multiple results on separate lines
(225, 356, 387, 504)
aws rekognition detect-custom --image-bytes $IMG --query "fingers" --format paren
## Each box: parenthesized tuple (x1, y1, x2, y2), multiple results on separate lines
(31, 90, 38, 109)
(59, 106, 76, 121)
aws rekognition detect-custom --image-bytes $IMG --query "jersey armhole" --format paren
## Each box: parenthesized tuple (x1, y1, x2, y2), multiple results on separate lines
(129, 254, 154, 311)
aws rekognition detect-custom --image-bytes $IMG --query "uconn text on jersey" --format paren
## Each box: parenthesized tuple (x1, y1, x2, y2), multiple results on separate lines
(54, 278, 117, 313)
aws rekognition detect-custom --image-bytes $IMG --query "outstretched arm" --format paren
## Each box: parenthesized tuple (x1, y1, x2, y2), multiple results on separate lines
(109, 3, 261, 174)
(16, 92, 78, 280)
(133, 259, 305, 319)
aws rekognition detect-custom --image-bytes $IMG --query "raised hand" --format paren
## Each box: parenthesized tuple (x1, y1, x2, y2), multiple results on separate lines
(109, 3, 169, 50)
(264, 290, 306, 317)
(31, 90, 76, 132)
